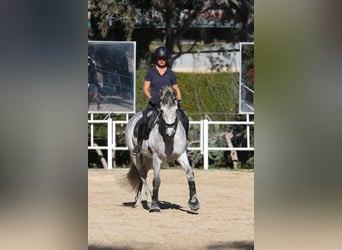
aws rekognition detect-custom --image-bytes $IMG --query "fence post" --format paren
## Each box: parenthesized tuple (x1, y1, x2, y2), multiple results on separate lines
(203, 119, 209, 170)
(107, 118, 113, 169)
(90, 113, 94, 146)
(113, 121, 117, 168)
(246, 114, 250, 148)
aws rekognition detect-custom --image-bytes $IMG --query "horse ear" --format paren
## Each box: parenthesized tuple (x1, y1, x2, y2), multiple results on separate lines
(160, 87, 164, 97)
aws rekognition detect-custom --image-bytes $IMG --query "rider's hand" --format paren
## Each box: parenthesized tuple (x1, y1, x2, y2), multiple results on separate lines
(177, 99, 182, 108)
(149, 98, 158, 106)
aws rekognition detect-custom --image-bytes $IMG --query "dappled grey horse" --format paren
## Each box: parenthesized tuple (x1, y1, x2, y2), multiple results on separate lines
(125, 85, 200, 212)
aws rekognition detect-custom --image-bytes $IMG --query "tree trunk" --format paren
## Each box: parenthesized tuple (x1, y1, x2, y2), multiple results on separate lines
(93, 143, 108, 169)
(223, 131, 238, 169)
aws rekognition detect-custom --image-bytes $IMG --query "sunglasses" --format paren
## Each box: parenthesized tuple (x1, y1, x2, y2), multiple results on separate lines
(157, 57, 166, 61)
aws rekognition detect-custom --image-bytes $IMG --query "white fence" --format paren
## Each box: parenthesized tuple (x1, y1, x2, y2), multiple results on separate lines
(88, 114, 254, 170)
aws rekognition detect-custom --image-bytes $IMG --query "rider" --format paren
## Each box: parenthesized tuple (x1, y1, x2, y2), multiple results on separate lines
(132, 46, 189, 156)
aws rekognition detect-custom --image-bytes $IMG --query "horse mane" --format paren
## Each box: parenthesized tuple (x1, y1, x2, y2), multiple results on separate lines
(159, 86, 179, 137)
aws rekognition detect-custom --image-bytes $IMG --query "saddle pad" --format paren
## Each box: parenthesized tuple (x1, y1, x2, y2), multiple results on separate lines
(133, 110, 159, 140)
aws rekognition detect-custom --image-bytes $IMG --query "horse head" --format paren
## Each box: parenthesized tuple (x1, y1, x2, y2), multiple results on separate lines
(159, 85, 178, 136)
(160, 85, 177, 108)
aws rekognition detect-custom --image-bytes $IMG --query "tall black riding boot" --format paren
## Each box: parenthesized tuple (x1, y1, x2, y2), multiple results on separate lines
(179, 109, 189, 140)
(132, 124, 146, 156)
(184, 120, 189, 139)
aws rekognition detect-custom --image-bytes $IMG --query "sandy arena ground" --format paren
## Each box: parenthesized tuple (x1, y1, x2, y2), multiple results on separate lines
(88, 168, 254, 250)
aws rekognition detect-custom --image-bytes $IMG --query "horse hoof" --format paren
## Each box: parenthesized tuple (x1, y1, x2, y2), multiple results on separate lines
(150, 200, 160, 212)
(188, 200, 200, 211)
(149, 207, 160, 212)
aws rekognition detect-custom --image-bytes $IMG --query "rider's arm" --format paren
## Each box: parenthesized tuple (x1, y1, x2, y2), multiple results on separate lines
(143, 80, 152, 99)
(172, 84, 182, 100)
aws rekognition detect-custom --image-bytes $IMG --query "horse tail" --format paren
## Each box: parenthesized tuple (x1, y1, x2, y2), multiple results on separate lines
(126, 161, 140, 191)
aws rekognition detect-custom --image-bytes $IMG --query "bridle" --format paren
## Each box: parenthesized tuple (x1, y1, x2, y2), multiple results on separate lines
(158, 96, 179, 137)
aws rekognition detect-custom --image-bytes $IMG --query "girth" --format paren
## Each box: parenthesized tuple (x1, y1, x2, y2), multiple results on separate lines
(158, 110, 179, 138)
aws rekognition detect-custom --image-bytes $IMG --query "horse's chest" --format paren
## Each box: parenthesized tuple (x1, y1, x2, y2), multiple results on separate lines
(149, 129, 185, 159)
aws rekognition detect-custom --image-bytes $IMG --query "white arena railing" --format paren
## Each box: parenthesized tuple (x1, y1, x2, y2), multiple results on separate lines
(88, 114, 254, 170)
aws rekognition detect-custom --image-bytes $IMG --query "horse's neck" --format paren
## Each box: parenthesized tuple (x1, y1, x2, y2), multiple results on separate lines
(161, 107, 177, 125)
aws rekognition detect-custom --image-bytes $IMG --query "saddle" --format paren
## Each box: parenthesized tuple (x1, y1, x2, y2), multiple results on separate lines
(133, 109, 160, 140)
(133, 108, 189, 141)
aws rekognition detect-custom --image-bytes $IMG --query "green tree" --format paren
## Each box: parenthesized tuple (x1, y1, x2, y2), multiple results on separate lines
(88, 0, 254, 67)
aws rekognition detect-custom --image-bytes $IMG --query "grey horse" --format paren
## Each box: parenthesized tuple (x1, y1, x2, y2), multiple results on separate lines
(125, 85, 200, 212)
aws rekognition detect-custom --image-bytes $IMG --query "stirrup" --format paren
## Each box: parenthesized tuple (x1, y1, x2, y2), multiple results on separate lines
(132, 145, 141, 156)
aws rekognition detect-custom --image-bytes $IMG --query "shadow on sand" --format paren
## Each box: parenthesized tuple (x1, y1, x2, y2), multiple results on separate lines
(206, 240, 254, 250)
(88, 246, 134, 250)
(88, 240, 254, 250)
(122, 200, 198, 215)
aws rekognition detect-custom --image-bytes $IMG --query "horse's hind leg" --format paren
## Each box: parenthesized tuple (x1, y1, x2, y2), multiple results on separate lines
(134, 157, 152, 208)
(141, 177, 151, 200)
(136, 176, 151, 203)
(142, 158, 153, 200)
(133, 176, 151, 207)
(133, 179, 143, 207)
(177, 153, 200, 211)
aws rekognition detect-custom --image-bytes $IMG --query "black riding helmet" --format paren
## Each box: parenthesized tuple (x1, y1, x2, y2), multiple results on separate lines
(154, 46, 170, 60)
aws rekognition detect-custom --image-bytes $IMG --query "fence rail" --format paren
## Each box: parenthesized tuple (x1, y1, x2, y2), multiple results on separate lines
(88, 114, 254, 170)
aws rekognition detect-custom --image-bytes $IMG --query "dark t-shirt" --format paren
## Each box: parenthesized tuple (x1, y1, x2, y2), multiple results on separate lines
(145, 66, 177, 100)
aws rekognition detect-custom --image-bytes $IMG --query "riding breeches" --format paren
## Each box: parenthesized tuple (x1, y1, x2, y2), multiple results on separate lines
(138, 104, 159, 141)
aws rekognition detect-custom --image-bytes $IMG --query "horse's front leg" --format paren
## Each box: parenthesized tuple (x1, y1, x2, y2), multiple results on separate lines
(150, 156, 162, 212)
(177, 153, 200, 211)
